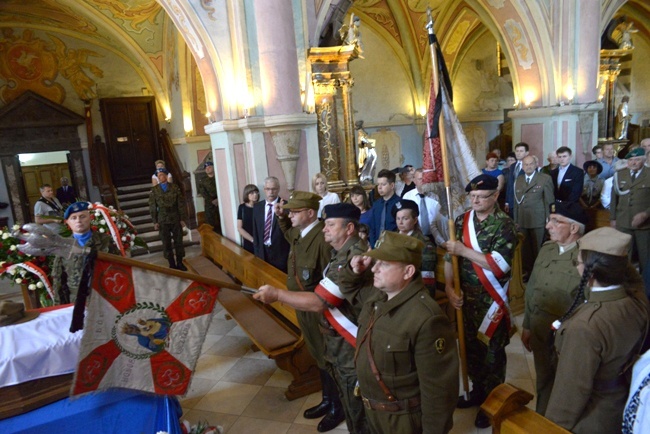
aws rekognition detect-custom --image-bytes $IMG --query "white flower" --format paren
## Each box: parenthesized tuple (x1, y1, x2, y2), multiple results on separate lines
(88, 204, 94, 210)
(111, 217, 116, 221)
(8, 268, 15, 275)
(0, 261, 4, 267)
(130, 240, 135, 246)
(121, 236, 126, 241)
(12, 224, 20, 231)
(15, 278, 22, 284)
(28, 284, 36, 290)
(9, 244, 16, 251)
(109, 206, 115, 210)
(99, 228, 106, 233)
(36, 281, 43, 288)
(20, 270, 26, 277)
(99, 219, 106, 225)
(95, 212, 101, 217)
(2, 233, 9, 240)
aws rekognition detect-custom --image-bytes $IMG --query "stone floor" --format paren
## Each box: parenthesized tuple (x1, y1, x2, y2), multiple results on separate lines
(0, 242, 537, 434)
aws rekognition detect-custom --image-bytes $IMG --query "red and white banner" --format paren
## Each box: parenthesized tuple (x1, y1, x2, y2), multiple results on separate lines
(72, 255, 220, 396)
(315, 277, 358, 347)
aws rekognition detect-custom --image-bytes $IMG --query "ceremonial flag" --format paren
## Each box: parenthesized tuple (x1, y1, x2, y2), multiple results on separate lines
(72, 253, 220, 396)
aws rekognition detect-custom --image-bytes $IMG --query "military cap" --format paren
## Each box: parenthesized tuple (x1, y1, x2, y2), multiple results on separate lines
(399, 165, 414, 174)
(582, 160, 603, 174)
(64, 201, 90, 219)
(465, 174, 499, 192)
(578, 227, 630, 257)
(549, 201, 588, 225)
(323, 203, 360, 220)
(156, 168, 169, 174)
(283, 191, 321, 210)
(625, 147, 646, 158)
(364, 231, 424, 268)
(204, 160, 214, 168)
(486, 152, 499, 160)
(391, 199, 419, 219)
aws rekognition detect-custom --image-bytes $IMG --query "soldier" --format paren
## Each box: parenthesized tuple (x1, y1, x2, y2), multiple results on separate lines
(255, 203, 370, 433)
(149, 169, 187, 271)
(349, 231, 458, 433)
(546, 227, 650, 433)
(443, 174, 517, 428)
(521, 201, 587, 415)
(196, 161, 222, 234)
(273, 191, 343, 432)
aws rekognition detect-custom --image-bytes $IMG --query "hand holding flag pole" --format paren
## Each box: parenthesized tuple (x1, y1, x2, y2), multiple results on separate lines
(426, 7, 470, 400)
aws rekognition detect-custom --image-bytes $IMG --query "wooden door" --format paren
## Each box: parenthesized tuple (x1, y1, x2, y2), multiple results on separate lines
(100, 97, 160, 187)
(21, 163, 70, 221)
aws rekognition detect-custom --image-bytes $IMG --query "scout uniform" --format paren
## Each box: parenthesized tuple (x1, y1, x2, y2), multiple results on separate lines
(196, 161, 222, 235)
(522, 201, 586, 415)
(149, 170, 187, 269)
(354, 232, 458, 434)
(546, 227, 650, 433)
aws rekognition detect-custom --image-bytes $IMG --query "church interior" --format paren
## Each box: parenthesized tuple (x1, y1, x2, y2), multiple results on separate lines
(0, 0, 649, 433)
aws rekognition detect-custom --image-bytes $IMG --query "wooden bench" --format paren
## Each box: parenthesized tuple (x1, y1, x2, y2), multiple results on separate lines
(184, 225, 320, 400)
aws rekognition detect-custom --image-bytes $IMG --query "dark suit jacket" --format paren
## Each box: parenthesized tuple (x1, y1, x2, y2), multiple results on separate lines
(56, 185, 76, 205)
(551, 164, 584, 203)
(252, 198, 290, 272)
(505, 161, 524, 216)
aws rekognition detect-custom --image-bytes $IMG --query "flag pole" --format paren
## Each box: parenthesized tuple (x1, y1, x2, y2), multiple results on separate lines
(426, 8, 470, 399)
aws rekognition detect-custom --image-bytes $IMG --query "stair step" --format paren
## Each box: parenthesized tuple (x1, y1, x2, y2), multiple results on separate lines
(118, 191, 151, 202)
(125, 207, 151, 218)
(117, 183, 152, 193)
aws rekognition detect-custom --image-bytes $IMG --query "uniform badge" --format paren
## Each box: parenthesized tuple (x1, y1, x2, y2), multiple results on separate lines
(302, 269, 310, 280)
(435, 338, 445, 354)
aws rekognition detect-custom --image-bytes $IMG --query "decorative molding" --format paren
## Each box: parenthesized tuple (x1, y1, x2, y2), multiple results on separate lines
(487, 0, 506, 9)
(504, 19, 534, 70)
(271, 130, 301, 192)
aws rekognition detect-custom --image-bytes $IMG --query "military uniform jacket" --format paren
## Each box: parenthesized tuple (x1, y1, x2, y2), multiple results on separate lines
(355, 278, 459, 434)
(522, 242, 582, 333)
(149, 183, 186, 225)
(513, 172, 554, 228)
(611, 167, 650, 230)
(546, 283, 650, 434)
(197, 175, 218, 208)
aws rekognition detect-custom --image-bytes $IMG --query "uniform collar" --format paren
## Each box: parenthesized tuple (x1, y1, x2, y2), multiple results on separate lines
(585, 285, 626, 302)
(374, 277, 426, 316)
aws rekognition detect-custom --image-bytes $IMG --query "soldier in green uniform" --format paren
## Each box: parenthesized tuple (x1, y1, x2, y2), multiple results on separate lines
(443, 174, 517, 428)
(196, 161, 222, 235)
(255, 202, 370, 433)
(546, 227, 650, 433)
(348, 231, 458, 434)
(149, 169, 187, 271)
(520, 201, 586, 415)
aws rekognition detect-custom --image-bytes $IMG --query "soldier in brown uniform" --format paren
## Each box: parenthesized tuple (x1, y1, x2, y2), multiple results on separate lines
(546, 227, 650, 433)
(521, 201, 586, 415)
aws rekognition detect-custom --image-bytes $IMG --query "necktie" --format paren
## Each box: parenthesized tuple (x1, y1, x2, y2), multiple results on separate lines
(263, 203, 273, 244)
(380, 200, 387, 232)
(632, 170, 638, 180)
(419, 194, 430, 235)
(526, 176, 531, 185)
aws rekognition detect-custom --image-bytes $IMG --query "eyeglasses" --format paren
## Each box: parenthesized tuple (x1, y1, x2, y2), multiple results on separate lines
(469, 192, 495, 201)
(288, 209, 309, 215)
(571, 258, 584, 267)
(546, 217, 570, 226)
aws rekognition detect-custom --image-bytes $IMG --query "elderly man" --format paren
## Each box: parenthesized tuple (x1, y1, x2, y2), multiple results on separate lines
(444, 174, 517, 428)
(272, 191, 344, 432)
(196, 161, 222, 235)
(349, 231, 458, 433)
(611, 147, 650, 280)
(521, 201, 587, 415)
(252, 176, 290, 272)
(255, 203, 369, 433)
(402, 168, 445, 244)
(34, 184, 63, 230)
(149, 169, 187, 271)
(541, 151, 558, 176)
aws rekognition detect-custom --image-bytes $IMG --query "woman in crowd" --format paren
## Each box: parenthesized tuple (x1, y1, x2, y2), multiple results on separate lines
(312, 172, 340, 219)
(151, 160, 173, 186)
(580, 160, 604, 209)
(348, 185, 372, 226)
(546, 227, 650, 434)
(237, 184, 260, 253)
(392, 199, 437, 297)
(482, 152, 504, 192)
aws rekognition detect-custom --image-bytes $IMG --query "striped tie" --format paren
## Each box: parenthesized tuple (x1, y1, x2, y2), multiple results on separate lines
(263, 203, 273, 244)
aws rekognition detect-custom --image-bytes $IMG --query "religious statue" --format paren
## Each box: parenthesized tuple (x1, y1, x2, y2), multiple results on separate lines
(615, 95, 631, 140)
(617, 22, 638, 50)
(356, 120, 377, 184)
(339, 13, 364, 57)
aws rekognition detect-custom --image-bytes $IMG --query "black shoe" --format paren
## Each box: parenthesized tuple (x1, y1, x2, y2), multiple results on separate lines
(474, 411, 491, 429)
(317, 407, 345, 432)
(177, 262, 188, 272)
(457, 390, 486, 409)
(303, 401, 330, 419)
(168, 258, 177, 269)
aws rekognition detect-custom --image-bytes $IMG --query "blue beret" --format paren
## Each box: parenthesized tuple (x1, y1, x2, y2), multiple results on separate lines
(64, 201, 90, 219)
(204, 161, 214, 168)
(625, 147, 645, 158)
(323, 203, 360, 220)
(156, 168, 169, 174)
(465, 174, 499, 192)
(391, 199, 419, 219)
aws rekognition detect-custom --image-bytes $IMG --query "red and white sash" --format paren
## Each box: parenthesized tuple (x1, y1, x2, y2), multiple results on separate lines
(462, 211, 513, 343)
(314, 277, 358, 347)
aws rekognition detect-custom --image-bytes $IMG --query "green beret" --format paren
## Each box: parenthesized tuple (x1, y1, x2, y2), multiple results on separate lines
(625, 147, 646, 158)
(364, 231, 423, 268)
(283, 191, 321, 210)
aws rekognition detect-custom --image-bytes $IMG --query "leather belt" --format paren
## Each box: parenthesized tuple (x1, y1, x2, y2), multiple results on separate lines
(361, 396, 420, 413)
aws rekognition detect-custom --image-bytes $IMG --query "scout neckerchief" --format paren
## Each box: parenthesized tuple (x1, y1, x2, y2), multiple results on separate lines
(462, 210, 513, 343)
(315, 276, 358, 347)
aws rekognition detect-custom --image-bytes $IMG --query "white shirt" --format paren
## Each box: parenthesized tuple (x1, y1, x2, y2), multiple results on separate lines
(557, 165, 569, 185)
(601, 177, 614, 209)
(317, 191, 341, 219)
(300, 219, 320, 238)
(402, 189, 445, 244)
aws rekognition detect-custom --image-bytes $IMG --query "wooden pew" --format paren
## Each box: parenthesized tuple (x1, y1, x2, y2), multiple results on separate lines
(185, 225, 320, 400)
(481, 383, 570, 433)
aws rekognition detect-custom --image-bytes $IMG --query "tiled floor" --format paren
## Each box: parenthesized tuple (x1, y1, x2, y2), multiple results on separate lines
(0, 241, 538, 434)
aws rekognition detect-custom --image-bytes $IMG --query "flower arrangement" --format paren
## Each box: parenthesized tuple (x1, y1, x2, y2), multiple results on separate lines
(85, 203, 147, 255)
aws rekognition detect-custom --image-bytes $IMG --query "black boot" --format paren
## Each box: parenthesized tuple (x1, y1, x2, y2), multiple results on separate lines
(317, 379, 345, 433)
(457, 387, 486, 409)
(304, 370, 333, 419)
(168, 257, 177, 269)
(176, 257, 187, 271)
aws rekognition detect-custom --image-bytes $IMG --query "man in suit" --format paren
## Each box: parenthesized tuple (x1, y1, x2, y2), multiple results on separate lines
(611, 147, 650, 282)
(368, 169, 400, 247)
(252, 176, 290, 273)
(513, 155, 555, 276)
(551, 146, 584, 204)
(505, 142, 529, 217)
(56, 177, 76, 207)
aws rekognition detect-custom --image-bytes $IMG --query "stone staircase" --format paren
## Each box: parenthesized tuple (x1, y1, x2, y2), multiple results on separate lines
(116, 183, 197, 257)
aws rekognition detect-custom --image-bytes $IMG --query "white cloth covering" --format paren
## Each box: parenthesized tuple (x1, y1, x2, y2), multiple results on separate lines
(0, 306, 82, 387)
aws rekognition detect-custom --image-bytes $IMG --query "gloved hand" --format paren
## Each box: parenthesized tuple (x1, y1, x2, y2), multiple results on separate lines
(15, 224, 86, 259)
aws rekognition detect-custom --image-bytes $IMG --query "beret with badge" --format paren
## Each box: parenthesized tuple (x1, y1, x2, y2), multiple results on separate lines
(363, 231, 424, 268)
(323, 203, 360, 220)
(549, 201, 588, 226)
(156, 167, 169, 174)
(578, 226, 630, 257)
(391, 199, 419, 219)
(625, 147, 646, 159)
(465, 174, 499, 192)
(64, 201, 90, 219)
(283, 191, 322, 211)
(0, 301, 39, 327)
